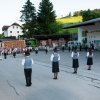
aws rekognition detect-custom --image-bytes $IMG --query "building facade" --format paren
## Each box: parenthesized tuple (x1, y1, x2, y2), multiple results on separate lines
(64, 18, 100, 49)
(2, 23, 23, 38)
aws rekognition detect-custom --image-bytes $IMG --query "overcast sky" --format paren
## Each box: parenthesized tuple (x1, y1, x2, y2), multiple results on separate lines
(0, 0, 100, 33)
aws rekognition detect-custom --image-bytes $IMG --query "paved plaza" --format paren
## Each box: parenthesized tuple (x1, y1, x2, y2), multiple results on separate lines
(0, 50, 100, 100)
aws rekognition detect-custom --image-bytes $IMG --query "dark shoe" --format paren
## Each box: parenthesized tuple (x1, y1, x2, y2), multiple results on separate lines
(26, 84, 31, 87)
(26, 84, 29, 87)
(75, 71, 77, 74)
(55, 77, 57, 79)
(26, 82, 32, 87)
(53, 77, 57, 80)
(29, 83, 32, 86)
(53, 77, 55, 79)
(73, 72, 77, 74)
(87, 68, 91, 70)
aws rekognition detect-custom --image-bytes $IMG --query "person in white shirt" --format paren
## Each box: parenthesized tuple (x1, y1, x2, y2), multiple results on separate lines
(71, 48, 79, 74)
(86, 48, 93, 70)
(22, 51, 34, 86)
(3, 48, 8, 59)
(35, 46, 38, 55)
(50, 47, 60, 79)
(12, 48, 17, 58)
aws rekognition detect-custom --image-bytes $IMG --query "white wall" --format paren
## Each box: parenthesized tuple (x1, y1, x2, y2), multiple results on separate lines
(87, 32, 100, 42)
(7, 25, 23, 38)
(87, 32, 100, 49)
(78, 27, 83, 43)
(4, 30, 8, 37)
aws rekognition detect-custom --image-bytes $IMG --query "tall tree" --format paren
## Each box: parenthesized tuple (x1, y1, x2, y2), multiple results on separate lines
(80, 9, 95, 21)
(37, 0, 56, 35)
(20, 0, 37, 38)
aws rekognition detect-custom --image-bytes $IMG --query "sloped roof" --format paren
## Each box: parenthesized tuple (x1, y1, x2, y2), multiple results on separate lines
(63, 18, 100, 29)
(2, 22, 21, 31)
(2, 26, 9, 31)
(11, 22, 21, 27)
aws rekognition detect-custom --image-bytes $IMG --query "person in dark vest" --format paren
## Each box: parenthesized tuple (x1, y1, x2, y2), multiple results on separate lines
(35, 46, 38, 55)
(22, 51, 34, 86)
(62, 45, 65, 52)
(50, 47, 60, 79)
(45, 46, 48, 54)
(91, 43, 94, 51)
(79, 44, 82, 51)
(85, 44, 88, 52)
(71, 48, 79, 74)
(72, 45, 74, 51)
(68, 45, 71, 52)
(3, 48, 8, 59)
(86, 48, 93, 70)
(12, 48, 17, 58)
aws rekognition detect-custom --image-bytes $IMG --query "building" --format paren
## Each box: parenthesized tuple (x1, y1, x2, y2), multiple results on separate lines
(0, 39, 26, 49)
(64, 18, 100, 49)
(2, 23, 23, 38)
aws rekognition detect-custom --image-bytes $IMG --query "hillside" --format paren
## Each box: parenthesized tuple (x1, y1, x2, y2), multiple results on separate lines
(57, 16, 82, 34)
(57, 16, 82, 24)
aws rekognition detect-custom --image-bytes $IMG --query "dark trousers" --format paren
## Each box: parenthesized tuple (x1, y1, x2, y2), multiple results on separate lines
(24, 68, 32, 86)
(13, 53, 16, 58)
(4, 53, 7, 59)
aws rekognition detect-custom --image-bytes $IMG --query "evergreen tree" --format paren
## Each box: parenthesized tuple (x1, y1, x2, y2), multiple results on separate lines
(20, 0, 37, 38)
(68, 12, 71, 17)
(37, 0, 56, 35)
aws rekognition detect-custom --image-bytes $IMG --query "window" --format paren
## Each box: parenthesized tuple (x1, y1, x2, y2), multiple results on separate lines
(13, 26, 14, 28)
(10, 31, 12, 33)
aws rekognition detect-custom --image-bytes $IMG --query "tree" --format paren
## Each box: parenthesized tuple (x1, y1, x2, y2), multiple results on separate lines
(20, 0, 37, 38)
(37, 0, 56, 35)
(73, 11, 80, 16)
(93, 9, 100, 18)
(48, 22, 63, 34)
(80, 9, 95, 21)
(73, 9, 100, 19)
(68, 12, 71, 17)
(0, 33, 5, 39)
(80, 9, 100, 21)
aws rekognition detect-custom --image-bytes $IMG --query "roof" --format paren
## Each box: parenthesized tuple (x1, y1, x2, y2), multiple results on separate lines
(2, 26, 9, 31)
(2, 22, 21, 31)
(63, 18, 100, 29)
(11, 23, 21, 27)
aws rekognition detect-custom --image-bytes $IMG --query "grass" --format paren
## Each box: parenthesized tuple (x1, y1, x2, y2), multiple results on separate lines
(56, 16, 82, 34)
(68, 28, 78, 33)
(57, 16, 82, 24)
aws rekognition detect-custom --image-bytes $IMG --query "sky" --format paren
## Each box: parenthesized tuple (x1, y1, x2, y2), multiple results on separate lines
(0, 0, 100, 33)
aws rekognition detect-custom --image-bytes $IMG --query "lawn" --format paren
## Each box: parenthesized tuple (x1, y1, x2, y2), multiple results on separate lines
(57, 16, 82, 24)
(57, 16, 82, 34)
